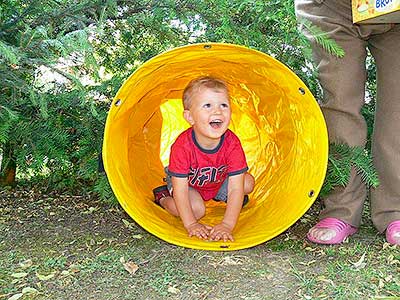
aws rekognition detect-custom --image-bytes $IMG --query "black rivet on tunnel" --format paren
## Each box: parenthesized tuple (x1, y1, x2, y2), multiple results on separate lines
(220, 245, 229, 249)
(299, 87, 306, 95)
(204, 44, 212, 49)
(114, 99, 122, 106)
(308, 190, 315, 198)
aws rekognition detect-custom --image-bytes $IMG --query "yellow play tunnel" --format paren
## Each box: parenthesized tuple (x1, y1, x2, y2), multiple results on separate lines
(103, 43, 328, 251)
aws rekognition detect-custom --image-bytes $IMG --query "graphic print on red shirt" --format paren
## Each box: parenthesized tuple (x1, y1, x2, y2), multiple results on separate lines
(167, 128, 248, 200)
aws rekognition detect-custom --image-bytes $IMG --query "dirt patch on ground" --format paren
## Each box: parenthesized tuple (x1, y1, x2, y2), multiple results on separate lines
(1, 189, 399, 300)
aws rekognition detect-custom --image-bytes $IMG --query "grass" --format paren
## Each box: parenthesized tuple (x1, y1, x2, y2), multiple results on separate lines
(0, 189, 399, 300)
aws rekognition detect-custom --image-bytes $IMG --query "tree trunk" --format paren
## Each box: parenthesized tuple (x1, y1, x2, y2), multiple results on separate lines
(0, 142, 16, 187)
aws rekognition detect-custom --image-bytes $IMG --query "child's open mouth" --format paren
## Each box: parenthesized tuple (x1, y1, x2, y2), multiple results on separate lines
(209, 120, 223, 129)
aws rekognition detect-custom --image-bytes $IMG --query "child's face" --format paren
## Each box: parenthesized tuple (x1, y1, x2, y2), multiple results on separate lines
(183, 87, 231, 148)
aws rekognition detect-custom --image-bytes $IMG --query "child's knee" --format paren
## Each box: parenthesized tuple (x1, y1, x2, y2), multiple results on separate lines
(192, 200, 206, 220)
(188, 188, 205, 219)
(244, 173, 255, 194)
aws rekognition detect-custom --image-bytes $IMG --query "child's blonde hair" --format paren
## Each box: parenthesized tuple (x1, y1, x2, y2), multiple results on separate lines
(182, 76, 229, 110)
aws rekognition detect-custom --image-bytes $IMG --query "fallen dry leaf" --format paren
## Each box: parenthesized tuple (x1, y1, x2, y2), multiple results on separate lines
(69, 265, 80, 274)
(304, 247, 316, 252)
(123, 261, 139, 275)
(167, 286, 180, 294)
(384, 275, 392, 282)
(299, 260, 316, 266)
(122, 219, 135, 229)
(351, 252, 366, 270)
(7, 293, 23, 300)
(11, 272, 28, 279)
(36, 272, 56, 281)
(22, 287, 38, 294)
(378, 278, 385, 289)
(215, 255, 246, 266)
(18, 259, 33, 269)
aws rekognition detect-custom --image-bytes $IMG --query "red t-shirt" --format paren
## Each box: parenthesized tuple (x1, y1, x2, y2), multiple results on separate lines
(168, 128, 248, 200)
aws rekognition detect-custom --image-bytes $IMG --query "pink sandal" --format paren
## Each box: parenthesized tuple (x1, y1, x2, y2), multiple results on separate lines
(386, 220, 400, 245)
(307, 217, 358, 245)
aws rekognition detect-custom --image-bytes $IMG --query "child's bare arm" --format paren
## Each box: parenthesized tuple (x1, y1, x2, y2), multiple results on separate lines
(209, 174, 245, 242)
(172, 176, 210, 239)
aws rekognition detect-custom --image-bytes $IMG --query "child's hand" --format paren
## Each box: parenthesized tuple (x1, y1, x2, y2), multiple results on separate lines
(185, 222, 211, 240)
(209, 222, 234, 242)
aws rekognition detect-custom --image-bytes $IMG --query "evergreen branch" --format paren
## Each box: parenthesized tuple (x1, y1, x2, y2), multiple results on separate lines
(327, 154, 351, 187)
(0, 104, 19, 144)
(0, 104, 19, 121)
(0, 40, 19, 64)
(320, 143, 379, 198)
(351, 147, 379, 188)
(47, 65, 85, 89)
(94, 174, 117, 204)
(331, 143, 352, 159)
(299, 19, 345, 58)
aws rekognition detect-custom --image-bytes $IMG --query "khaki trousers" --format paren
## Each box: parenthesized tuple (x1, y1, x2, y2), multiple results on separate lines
(295, 0, 400, 232)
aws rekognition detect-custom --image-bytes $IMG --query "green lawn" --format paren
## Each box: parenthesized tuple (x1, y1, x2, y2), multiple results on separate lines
(0, 189, 399, 300)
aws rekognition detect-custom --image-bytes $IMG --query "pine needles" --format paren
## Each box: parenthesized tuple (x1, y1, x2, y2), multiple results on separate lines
(298, 19, 345, 58)
(320, 143, 379, 198)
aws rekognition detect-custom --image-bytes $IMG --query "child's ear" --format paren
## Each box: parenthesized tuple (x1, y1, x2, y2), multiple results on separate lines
(183, 110, 194, 125)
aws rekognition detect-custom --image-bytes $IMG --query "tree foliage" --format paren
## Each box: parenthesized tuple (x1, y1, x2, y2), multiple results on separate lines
(0, 0, 108, 189)
(0, 0, 377, 202)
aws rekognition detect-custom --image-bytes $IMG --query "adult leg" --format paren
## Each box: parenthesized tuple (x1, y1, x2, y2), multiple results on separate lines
(295, 0, 368, 242)
(369, 24, 400, 244)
